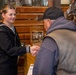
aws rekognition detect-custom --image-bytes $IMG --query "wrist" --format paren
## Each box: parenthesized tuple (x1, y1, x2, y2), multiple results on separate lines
(26, 45, 30, 53)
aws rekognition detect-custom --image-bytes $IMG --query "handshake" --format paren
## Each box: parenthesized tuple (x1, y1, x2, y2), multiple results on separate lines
(30, 45, 40, 56)
(26, 45, 40, 56)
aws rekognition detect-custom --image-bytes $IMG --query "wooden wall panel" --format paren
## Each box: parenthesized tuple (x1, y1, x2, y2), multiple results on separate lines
(16, 6, 48, 13)
(15, 7, 45, 75)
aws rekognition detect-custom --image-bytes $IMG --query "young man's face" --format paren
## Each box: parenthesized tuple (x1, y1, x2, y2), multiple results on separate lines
(2, 9, 16, 24)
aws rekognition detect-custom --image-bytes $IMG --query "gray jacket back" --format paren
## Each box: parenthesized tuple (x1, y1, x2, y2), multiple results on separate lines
(47, 29, 76, 75)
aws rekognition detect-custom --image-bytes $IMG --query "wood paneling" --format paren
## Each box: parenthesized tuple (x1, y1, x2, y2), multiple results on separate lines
(16, 6, 48, 13)
(61, 5, 69, 12)
(14, 7, 45, 45)
(15, 7, 45, 75)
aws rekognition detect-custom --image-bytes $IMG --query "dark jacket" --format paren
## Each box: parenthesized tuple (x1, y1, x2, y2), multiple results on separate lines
(33, 17, 76, 75)
(0, 23, 27, 75)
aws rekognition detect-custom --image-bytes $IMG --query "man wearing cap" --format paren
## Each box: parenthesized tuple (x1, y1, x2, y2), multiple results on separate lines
(33, 7, 76, 75)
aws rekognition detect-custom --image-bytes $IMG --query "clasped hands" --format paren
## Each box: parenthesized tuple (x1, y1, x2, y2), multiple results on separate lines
(30, 45, 40, 56)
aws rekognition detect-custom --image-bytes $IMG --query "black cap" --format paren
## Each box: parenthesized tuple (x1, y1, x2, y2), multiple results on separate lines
(38, 7, 64, 21)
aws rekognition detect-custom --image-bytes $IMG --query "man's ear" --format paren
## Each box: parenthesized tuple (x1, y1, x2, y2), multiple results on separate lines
(48, 19, 51, 22)
(48, 19, 51, 23)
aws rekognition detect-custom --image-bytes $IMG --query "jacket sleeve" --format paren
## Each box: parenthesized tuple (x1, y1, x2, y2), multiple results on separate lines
(33, 37, 59, 75)
(0, 29, 26, 56)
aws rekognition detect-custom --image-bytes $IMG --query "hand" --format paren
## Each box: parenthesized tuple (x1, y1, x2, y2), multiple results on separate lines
(30, 46, 40, 56)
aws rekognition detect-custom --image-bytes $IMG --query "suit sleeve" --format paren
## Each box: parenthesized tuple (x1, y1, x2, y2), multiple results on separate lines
(33, 37, 59, 75)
